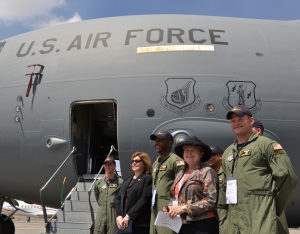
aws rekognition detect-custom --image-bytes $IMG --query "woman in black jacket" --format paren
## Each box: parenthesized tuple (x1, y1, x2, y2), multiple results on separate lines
(115, 152, 152, 233)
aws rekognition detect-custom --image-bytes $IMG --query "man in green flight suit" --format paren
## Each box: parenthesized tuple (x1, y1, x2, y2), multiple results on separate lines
(208, 146, 227, 234)
(94, 157, 123, 234)
(219, 105, 298, 234)
(149, 130, 185, 234)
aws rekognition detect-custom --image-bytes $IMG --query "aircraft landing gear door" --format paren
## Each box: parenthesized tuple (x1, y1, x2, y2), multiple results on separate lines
(70, 101, 118, 176)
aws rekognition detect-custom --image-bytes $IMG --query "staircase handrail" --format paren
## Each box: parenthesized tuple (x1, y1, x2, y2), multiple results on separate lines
(39, 146, 77, 233)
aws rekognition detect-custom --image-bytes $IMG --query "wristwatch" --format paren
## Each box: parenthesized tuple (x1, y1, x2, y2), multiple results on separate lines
(182, 205, 187, 213)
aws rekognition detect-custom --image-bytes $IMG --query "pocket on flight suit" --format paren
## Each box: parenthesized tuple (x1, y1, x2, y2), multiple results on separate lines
(269, 155, 288, 179)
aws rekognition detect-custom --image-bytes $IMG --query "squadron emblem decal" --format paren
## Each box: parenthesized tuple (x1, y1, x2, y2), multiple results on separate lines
(222, 81, 262, 114)
(161, 78, 201, 116)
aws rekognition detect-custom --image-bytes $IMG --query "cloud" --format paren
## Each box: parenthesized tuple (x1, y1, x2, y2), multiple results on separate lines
(0, 0, 82, 29)
(0, 0, 66, 22)
(32, 12, 82, 29)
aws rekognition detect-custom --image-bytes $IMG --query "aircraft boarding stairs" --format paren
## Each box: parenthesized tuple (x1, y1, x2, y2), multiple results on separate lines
(46, 174, 101, 234)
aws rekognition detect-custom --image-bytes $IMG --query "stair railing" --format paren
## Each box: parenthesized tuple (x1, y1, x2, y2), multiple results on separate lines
(3, 198, 20, 221)
(39, 146, 77, 233)
(87, 145, 118, 229)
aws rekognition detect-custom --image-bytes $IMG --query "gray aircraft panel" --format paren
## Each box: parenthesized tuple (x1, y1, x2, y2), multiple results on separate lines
(0, 15, 299, 228)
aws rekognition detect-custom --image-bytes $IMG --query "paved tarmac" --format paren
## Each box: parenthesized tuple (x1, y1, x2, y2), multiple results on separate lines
(13, 216, 47, 234)
(11, 216, 300, 234)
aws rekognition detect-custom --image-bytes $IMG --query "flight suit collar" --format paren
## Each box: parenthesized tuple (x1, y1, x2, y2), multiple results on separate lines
(156, 151, 172, 164)
(106, 174, 121, 194)
(217, 166, 224, 176)
(232, 132, 259, 152)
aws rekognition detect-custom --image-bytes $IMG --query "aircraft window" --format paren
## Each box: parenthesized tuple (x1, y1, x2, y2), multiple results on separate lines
(137, 45, 214, 53)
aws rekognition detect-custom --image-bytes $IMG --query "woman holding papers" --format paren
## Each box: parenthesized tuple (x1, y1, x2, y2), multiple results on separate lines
(163, 136, 219, 234)
(115, 152, 152, 233)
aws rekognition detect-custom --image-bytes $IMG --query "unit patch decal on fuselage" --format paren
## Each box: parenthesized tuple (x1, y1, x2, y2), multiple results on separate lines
(161, 78, 201, 116)
(222, 81, 262, 114)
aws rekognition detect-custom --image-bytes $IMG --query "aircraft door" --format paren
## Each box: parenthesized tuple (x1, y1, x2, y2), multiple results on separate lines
(70, 101, 118, 176)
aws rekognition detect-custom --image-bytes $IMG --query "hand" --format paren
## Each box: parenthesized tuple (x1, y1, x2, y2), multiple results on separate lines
(116, 216, 124, 229)
(162, 206, 170, 212)
(123, 215, 130, 228)
(168, 206, 184, 219)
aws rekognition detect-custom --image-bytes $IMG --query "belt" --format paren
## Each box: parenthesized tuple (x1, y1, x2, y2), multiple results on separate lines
(217, 204, 228, 209)
(244, 190, 274, 196)
(157, 195, 169, 200)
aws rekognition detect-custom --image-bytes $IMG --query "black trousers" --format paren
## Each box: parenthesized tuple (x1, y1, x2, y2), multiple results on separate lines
(178, 217, 219, 234)
(132, 225, 149, 234)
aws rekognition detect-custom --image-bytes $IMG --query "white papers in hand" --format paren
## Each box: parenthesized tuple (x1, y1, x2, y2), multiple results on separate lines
(154, 211, 182, 233)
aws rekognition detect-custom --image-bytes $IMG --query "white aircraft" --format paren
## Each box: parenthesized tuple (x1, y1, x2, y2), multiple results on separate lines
(1, 200, 57, 218)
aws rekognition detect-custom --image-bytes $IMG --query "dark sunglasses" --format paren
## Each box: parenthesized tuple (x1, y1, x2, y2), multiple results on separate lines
(131, 159, 142, 164)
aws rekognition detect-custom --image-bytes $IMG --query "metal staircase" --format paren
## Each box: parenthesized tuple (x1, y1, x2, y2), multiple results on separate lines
(40, 145, 119, 234)
(47, 175, 102, 234)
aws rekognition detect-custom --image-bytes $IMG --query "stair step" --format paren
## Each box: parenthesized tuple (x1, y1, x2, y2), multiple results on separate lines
(57, 211, 96, 223)
(49, 221, 91, 233)
(71, 191, 96, 201)
(82, 174, 105, 181)
(64, 200, 98, 212)
(77, 181, 95, 191)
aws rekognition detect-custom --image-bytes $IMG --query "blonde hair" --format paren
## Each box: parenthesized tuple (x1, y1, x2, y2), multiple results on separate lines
(131, 152, 151, 173)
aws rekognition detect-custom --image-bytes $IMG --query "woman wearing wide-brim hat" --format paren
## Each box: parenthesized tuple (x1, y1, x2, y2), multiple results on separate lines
(163, 136, 219, 234)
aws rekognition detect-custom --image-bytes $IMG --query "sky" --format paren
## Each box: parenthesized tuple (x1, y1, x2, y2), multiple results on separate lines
(1, 0, 300, 41)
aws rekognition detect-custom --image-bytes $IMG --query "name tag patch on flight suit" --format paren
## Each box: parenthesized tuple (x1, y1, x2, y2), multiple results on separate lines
(159, 165, 167, 171)
(176, 161, 185, 166)
(101, 184, 107, 189)
(239, 149, 252, 157)
(109, 184, 117, 188)
(227, 154, 233, 162)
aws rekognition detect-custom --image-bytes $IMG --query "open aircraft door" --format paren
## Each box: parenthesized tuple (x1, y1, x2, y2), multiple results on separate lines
(70, 100, 118, 176)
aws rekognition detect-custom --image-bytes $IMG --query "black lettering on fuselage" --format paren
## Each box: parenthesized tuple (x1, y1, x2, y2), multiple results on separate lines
(16, 41, 35, 57)
(67, 35, 82, 51)
(168, 28, 184, 43)
(125, 28, 228, 46)
(85, 34, 93, 49)
(93, 32, 111, 48)
(39, 38, 57, 54)
(189, 29, 206, 44)
(209, 30, 228, 45)
(146, 28, 163, 44)
(125, 29, 144, 45)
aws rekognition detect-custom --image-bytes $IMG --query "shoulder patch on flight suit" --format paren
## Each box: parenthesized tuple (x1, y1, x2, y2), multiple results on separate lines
(109, 184, 117, 188)
(176, 160, 185, 166)
(239, 148, 252, 157)
(273, 143, 283, 151)
(159, 165, 167, 171)
(227, 153, 233, 161)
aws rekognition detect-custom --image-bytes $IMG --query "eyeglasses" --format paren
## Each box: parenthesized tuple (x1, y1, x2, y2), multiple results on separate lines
(131, 160, 142, 164)
(183, 149, 202, 154)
